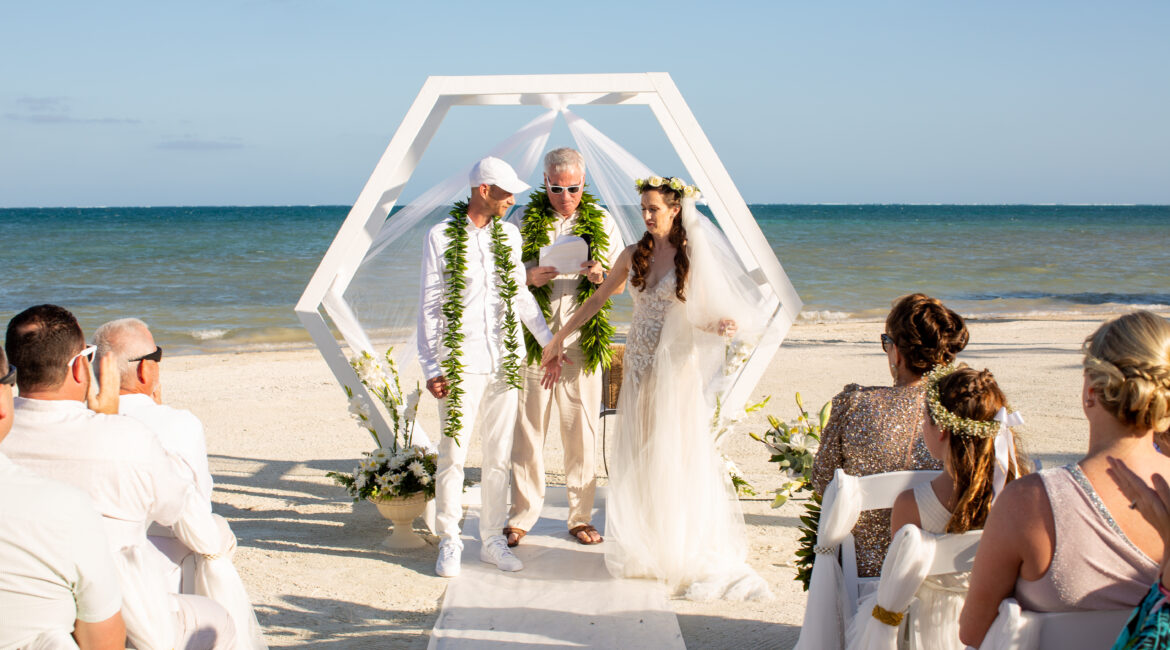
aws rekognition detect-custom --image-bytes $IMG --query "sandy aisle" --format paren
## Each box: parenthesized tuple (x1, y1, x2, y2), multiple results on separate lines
(164, 315, 1138, 648)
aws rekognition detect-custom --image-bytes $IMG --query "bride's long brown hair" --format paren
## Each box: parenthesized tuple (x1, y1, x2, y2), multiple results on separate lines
(630, 184, 689, 301)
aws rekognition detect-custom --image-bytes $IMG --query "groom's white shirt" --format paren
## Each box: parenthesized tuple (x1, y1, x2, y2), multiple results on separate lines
(417, 216, 553, 379)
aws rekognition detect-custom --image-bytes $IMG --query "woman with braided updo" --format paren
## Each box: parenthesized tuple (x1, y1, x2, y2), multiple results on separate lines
(960, 311, 1170, 647)
(812, 293, 970, 578)
(542, 177, 771, 600)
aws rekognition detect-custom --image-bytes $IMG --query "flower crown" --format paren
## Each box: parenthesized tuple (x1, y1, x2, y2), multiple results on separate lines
(924, 363, 1012, 439)
(635, 176, 701, 198)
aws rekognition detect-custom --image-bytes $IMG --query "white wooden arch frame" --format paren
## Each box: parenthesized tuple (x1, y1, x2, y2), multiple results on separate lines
(296, 73, 802, 443)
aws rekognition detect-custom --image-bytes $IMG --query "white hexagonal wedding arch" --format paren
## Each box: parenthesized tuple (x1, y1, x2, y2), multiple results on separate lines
(296, 73, 802, 444)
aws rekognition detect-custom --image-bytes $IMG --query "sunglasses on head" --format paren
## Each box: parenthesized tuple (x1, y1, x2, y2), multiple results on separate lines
(67, 344, 97, 368)
(880, 333, 895, 353)
(130, 346, 163, 363)
(548, 184, 582, 195)
(0, 364, 16, 386)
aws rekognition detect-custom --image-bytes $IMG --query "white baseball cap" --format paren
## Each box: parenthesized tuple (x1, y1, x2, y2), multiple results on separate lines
(469, 156, 530, 195)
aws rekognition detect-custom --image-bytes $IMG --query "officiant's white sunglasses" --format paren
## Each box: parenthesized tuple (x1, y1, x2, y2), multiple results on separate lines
(548, 184, 582, 195)
(67, 344, 97, 367)
(0, 364, 16, 386)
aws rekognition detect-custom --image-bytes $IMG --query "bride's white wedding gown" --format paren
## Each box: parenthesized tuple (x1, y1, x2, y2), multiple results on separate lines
(605, 271, 772, 601)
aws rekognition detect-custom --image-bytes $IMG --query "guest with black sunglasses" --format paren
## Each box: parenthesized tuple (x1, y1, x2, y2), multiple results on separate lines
(810, 293, 969, 577)
(93, 317, 264, 645)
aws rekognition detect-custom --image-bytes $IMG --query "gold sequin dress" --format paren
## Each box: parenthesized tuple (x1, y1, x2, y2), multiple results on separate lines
(811, 383, 941, 577)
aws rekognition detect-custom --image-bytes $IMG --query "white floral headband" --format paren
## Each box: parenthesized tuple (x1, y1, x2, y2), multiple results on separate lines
(634, 175, 700, 198)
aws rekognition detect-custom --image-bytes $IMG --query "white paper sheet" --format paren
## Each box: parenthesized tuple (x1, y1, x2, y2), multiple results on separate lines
(539, 236, 589, 274)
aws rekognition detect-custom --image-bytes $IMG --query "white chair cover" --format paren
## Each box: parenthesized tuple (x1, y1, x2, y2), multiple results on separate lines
(979, 598, 1131, 649)
(795, 469, 862, 650)
(847, 525, 935, 650)
(192, 515, 267, 649)
(112, 545, 176, 650)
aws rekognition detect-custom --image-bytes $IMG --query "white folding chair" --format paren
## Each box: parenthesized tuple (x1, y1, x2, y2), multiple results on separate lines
(796, 468, 940, 650)
(847, 525, 981, 650)
(842, 470, 942, 616)
(980, 598, 1131, 649)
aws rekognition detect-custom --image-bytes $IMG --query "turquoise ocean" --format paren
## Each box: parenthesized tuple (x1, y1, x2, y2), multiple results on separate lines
(2, 205, 1168, 354)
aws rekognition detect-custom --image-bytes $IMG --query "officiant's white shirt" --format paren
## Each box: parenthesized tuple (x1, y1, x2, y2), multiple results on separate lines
(120, 393, 214, 504)
(2, 398, 222, 558)
(418, 217, 553, 379)
(0, 452, 122, 649)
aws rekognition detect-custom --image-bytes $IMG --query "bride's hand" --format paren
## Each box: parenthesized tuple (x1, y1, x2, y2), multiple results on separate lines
(717, 319, 737, 338)
(541, 337, 564, 367)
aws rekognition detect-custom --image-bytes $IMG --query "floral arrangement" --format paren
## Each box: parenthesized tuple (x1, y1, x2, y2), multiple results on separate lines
(749, 392, 830, 590)
(634, 175, 701, 198)
(327, 348, 438, 502)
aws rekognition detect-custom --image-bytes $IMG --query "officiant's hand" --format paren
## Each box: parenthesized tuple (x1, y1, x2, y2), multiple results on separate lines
(527, 266, 559, 288)
(426, 375, 450, 399)
(581, 260, 605, 284)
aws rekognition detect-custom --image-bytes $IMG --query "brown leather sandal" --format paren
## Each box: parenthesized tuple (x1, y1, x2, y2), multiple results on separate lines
(503, 526, 527, 548)
(569, 524, 603, 545)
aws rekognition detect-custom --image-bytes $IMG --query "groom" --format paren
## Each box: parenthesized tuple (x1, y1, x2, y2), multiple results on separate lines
(418, 156, 559, 578)
(506, 147, 624, 546)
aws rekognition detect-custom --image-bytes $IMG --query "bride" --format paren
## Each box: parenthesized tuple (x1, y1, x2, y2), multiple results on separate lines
(542, 176, 772, 601)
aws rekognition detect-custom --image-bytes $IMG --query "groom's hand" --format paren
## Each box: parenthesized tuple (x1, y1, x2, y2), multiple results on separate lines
(426, 375, 449, 399)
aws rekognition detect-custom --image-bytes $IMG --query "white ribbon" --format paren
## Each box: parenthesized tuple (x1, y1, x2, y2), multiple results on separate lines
(992, 407, 1024, 499)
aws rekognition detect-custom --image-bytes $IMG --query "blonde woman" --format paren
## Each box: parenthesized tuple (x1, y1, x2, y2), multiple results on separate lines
(960, 311, 1170, 646)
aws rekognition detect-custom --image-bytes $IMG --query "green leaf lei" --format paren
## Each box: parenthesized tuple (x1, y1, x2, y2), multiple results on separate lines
(518, 186, 615, 374)
(439, 201, 522, 444)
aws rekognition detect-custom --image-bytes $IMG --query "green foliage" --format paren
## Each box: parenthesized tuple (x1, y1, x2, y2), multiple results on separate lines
(749, 391, 830, 590)
(490, 217, 522, 390)
(441, 203, 470, 444)
(518, 186, 615, 373)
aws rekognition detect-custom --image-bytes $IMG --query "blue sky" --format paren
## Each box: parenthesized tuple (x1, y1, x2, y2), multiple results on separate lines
(1, 1, 1166, 206)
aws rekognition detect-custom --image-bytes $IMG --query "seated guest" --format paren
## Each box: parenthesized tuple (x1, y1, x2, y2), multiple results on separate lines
(960, 311, 1170, 646)
(812, 293, 970, 577)
(1, 304, 237, 650)
(93, 317, 265, 648)
(94, 318, 212, 501)
(0, 347, 126, 650)
(885, 365, 1028, 649)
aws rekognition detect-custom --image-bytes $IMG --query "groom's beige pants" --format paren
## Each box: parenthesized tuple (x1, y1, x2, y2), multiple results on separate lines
(509, 346, 601, 532)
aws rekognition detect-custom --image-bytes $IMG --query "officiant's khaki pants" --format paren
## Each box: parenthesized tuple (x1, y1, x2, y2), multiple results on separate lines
(509, 347, 601, 532)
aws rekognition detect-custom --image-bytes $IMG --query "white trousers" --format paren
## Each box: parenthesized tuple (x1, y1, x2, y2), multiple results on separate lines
(436, 373, 518, 542)
(173, 593, 238, 650)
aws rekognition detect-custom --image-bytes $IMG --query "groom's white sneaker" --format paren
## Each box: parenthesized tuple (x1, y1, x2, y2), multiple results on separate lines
(480, 535, 523, 572)
(435, 539, 462, 577)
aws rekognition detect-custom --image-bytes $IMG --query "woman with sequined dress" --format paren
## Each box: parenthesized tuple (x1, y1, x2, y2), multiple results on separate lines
(811, 293, 969, 577)
(542, 178, 771, 600)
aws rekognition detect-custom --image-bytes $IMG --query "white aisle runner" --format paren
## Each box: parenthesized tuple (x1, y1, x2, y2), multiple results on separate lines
(428, 487, 685, 649)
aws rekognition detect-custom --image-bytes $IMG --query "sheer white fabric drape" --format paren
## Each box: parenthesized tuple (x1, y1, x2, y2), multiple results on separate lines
(846, 525, 935, 650)
(796, 468, 863, 650)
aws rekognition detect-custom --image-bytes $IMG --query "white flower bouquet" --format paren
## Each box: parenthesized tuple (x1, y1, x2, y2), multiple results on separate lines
(328, 348, 437, 502)
(749, 392, 827, 507)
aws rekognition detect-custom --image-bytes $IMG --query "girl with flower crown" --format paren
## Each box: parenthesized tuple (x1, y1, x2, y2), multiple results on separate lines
(867, 365, 1029, 649)
(541, 176, 772, 600)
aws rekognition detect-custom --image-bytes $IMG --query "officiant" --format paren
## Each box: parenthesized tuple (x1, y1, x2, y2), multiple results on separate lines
(506, 147, 625, 546)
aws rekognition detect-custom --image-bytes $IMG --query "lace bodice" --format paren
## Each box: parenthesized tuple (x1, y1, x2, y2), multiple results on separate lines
(625, 273, 679, 379)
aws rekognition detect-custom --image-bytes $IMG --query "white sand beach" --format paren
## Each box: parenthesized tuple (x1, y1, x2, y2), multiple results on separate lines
(169, 315, 1142, 648)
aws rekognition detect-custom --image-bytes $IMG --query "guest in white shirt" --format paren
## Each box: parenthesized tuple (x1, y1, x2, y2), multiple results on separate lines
(92, 316, 266, 649)
(418, 156, 559, 578)
(2, 304, 237, 650)
(0, 346, 126, 650)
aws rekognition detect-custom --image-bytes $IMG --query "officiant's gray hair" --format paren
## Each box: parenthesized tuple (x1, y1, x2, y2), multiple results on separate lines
(544, 147, 585, 177)
(94, 317, 156, 386)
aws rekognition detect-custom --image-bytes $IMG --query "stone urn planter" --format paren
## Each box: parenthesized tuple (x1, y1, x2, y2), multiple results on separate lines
(370, 493, 430, 550)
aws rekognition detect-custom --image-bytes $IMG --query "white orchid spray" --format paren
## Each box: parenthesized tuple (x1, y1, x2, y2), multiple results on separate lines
(328, 347, 438, 502)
